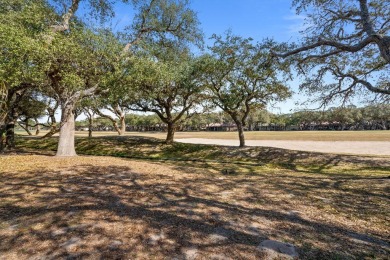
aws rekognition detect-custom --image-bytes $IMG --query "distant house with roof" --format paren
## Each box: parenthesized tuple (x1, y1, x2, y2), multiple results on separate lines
(206, 123, 237, 131)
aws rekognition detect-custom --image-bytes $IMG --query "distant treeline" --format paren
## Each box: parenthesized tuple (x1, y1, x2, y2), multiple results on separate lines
(73, 104, 390, 132)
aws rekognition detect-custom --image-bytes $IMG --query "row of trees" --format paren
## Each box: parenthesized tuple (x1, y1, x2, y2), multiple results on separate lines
(1, 0, 389, 154)
(69, 104, 389, 133)
(1, 0, 291, 150)
(1, 0, 204, 154)
(278, 105, 390, 130)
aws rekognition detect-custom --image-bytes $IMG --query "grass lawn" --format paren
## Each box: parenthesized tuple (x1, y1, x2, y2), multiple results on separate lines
(0, 135, 389, 259)
(17, 129, 390, 141)
(137, 130, 390, 141)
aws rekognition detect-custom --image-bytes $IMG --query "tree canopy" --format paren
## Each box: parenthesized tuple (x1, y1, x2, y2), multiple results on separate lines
(274, 0, 390, 105)
(0, 0, 203, 154)
(202, 33, 291, 147)
(1, 0, 388, 154)
(124, 43, 206, 143)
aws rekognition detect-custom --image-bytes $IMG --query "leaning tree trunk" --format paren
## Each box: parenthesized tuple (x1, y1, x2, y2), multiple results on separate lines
(56, 104, 77, 156)
(165, 122, 175, 144)
(19, 121, 33, 136)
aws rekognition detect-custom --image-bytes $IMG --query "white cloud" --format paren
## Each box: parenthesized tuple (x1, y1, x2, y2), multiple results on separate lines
(283, 13, 309, 35)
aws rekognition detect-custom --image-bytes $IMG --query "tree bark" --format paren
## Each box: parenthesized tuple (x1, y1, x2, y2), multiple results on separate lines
(35, 119, 40, 135)
(5, 117, 16, 149)
(56, 104, 77, 156)
(94, 110, 122, 135)
(165, 122, 175, 144)
(4, 98, 22, 149)
(236, 121, 245, 147)
(88, 116, 93, 138)
(19, 121, 32, 135)
(119, 115, 126, 135)
(230, 114, 246, 147)
(0, 125, 5, 152)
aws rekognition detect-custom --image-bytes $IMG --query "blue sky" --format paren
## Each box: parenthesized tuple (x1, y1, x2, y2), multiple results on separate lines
(107, 0, 307, 113)
(191, 0, 304, 43)
(189, 0, 307, 113)
(112, 0, 305, 44)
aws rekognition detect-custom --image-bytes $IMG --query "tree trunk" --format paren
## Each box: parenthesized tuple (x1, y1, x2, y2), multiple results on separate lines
(380, 120, 387, 130)
(230, 114, 246, 147)
(119, 116, 126, 135)
(3, 90, 24, 150)
(88, 116, 93, 138)
(4, 101, 21, 149)
(0, 125, 5, 152)
(165, 122, 175, 144)
(41, 125, 59, 138)
(5, 117, 16, 148)
(113, 121, 121, 135)
(56, 105, 77, 156)
(19, 121, 32, 135)
(35, 119, 40, 135)
(41, 108, 59, 138)
(236, 121, 245, 147)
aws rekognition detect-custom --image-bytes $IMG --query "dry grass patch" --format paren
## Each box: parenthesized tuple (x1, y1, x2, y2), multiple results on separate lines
(170, 130, 390, 141)
(17, 129, 390, 141)
(0, 152, 389, 259)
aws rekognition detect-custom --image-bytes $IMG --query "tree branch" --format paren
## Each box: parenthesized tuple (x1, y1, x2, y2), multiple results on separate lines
(51, 0, 80, 33)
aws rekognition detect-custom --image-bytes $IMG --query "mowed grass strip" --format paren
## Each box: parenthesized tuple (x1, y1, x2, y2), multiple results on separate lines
(17, 129, 390, 141)
(16, 135, 390, 176)
(0, 150, 389, 259)
(158, 130, 390, 141)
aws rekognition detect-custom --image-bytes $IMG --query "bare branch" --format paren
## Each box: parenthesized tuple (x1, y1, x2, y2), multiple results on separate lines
(51, 0, 80, 33)
(273, 36, 374, 58)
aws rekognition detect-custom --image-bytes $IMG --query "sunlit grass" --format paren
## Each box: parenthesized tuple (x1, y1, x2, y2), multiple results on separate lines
(15, 135, 390, 177)
(16, 129, 390, 141)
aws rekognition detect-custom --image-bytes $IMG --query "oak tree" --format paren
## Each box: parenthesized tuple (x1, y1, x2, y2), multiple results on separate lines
(125, 45, 205, 144)
(46, 0, 201, 155)
(202, 33, 291, 147)
(273, 0, 390, 105)
(0, 0, 50, 151)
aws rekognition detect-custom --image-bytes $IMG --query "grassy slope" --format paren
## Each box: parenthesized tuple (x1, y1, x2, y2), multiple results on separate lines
(16, 135, 390, 176)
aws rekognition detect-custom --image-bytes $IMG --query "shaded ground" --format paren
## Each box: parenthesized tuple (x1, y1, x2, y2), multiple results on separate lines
(1, 136, 389, 259)
(15, 135, 390, 171)
(177, 138, 390, 155)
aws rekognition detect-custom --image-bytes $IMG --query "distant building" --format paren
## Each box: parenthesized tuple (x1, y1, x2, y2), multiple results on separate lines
(206, 123, 237, 131)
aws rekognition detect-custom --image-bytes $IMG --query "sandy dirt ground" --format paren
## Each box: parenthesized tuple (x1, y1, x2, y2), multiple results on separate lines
(176, 139, 390, 156)
(1, 155, 389, 259)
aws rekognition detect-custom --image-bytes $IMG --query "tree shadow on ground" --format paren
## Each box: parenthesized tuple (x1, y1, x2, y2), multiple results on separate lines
(16, 135, 390, 176)
(0, 161, 389, 259)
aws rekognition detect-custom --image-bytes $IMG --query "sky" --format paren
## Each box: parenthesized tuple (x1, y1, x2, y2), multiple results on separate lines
(112, 0, 305, 43)
(191, 0, 304, 43)
(108, 0, 308, 114)
(191, 0, 307, 113)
